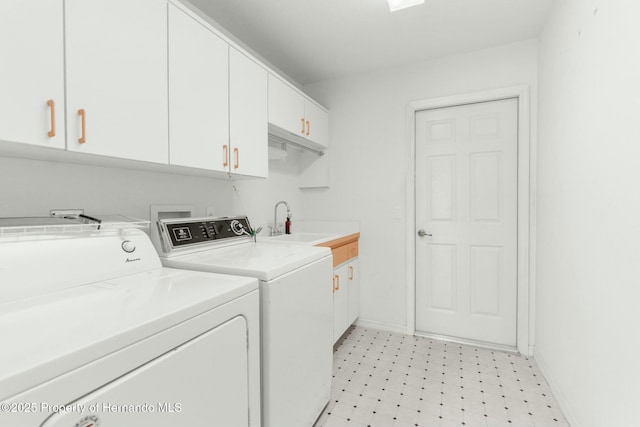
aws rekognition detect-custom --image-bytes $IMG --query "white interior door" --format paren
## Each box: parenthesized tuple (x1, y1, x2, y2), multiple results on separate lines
(415, 98, 518, 347)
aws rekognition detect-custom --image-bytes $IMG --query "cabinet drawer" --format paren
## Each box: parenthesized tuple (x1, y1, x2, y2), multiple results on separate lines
(331, 245, 350, 268)
(347, 241, 358, 259)
(317, 233, 360, 268)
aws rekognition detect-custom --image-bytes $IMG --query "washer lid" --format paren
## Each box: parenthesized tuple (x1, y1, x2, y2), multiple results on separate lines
(0, 268, 257, 401)
(0, 228, 162, 304)
(163, 242, 331, 281)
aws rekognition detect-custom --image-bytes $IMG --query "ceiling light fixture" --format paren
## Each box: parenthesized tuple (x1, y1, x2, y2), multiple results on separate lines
(387, 0, 425, 12)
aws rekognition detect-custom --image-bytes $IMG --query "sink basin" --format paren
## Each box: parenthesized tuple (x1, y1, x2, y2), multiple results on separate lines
(265, 232, 339, 245)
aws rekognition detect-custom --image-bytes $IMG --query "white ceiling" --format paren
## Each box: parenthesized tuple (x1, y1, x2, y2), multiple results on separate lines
(186, 0, 555, 85)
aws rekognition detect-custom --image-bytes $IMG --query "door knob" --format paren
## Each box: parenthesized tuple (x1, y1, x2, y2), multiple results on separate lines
(417, 229, 432, 237)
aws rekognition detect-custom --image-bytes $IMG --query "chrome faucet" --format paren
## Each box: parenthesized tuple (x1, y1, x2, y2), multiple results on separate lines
(272, 201, 290, 236)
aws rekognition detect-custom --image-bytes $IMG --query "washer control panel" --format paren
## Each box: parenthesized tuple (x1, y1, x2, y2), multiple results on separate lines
(161, 216, 252, 249)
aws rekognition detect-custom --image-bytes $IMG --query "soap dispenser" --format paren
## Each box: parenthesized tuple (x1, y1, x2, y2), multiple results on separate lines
(285, 213, 292, 234)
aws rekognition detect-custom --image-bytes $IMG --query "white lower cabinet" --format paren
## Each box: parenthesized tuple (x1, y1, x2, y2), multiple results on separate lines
(333, 258, 359, 343)
(321, 235, 360, 344)
(333, 263, 349, 342)
(347, 259, 359, 325)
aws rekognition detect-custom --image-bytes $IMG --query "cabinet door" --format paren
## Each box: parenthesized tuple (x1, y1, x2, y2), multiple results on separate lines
(230, 49, 268, 178)
(348, 259, 359, 325)
(333, 264, 350, 343)
(65, 0, 168, 163)
(168, 4, 229, 171)
(0, 0, 65, 149)
(268, 74, 305, 136)
(304, 99, 329, 148)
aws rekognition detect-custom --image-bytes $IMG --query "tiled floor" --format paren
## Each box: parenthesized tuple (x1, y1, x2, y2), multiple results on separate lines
(314, 326, 569, 427)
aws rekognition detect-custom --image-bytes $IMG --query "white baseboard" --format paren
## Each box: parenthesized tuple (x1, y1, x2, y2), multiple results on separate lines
(354, 318, 408, 335)
(533, 349, 579, 427)
(414, 330, 518, 354)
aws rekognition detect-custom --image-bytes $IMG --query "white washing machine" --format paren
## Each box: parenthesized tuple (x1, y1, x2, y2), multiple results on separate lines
(0, 219, 261, 427)
(154, 215, 333, 427)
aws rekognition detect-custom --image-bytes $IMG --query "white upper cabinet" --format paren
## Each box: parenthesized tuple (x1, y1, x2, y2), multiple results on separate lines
(168, 4, 229, 171)
(229, 48, 268, 178)
(0, 0, 65, 149)
(268, 74, 329, 150)
(65, 0, 168, 164)
(304, 99, 329, 148)
(268, 74, 306, 137)
(1, 0, 324, 178)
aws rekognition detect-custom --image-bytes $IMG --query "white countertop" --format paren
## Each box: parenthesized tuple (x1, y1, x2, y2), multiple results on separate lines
(292, 220, 360, 236)
(262, 220, 360, 245)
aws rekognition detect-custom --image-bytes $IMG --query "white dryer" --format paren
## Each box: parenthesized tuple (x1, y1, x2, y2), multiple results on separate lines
(154, 216, 333, 427)
(0, 220, 260, 427)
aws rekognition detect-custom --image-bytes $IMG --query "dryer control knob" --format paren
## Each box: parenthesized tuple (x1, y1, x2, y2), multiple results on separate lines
(121, 240, 136, 253)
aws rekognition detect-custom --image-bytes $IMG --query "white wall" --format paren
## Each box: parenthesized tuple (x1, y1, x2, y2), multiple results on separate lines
(0, 150, 303, 233)
(303, 39, 538, 331)
(231, 149, 304, 232)
(536, 1, 640, 426)
(0, 155, 235, 220)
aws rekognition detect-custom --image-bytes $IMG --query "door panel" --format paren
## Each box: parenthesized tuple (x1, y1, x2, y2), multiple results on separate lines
(415, 98, 518, 347)
(427, 119, 456, 143)
(469, 245, 501, 316)
(470, 152, 501, 222)
(470, 113, 502, 139)
(427, 244, 457, 312)
(427, 155, 456, 222)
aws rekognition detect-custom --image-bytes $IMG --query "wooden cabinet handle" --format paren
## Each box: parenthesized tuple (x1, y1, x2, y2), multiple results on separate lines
(47, 100, 55, 137)
(349, 266, 354, 280)
(334, 274, 340, 291)
(223, 145, 229, 167)
(78, 109, 86, 144)
(234, 147, 239, 169)
(306, 120, 310, 136)
(301, 117, 305, 134)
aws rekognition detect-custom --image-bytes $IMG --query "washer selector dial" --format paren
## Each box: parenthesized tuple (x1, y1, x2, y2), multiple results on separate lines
(121, 240, 136, 253)
(230, 219, 245, 236)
